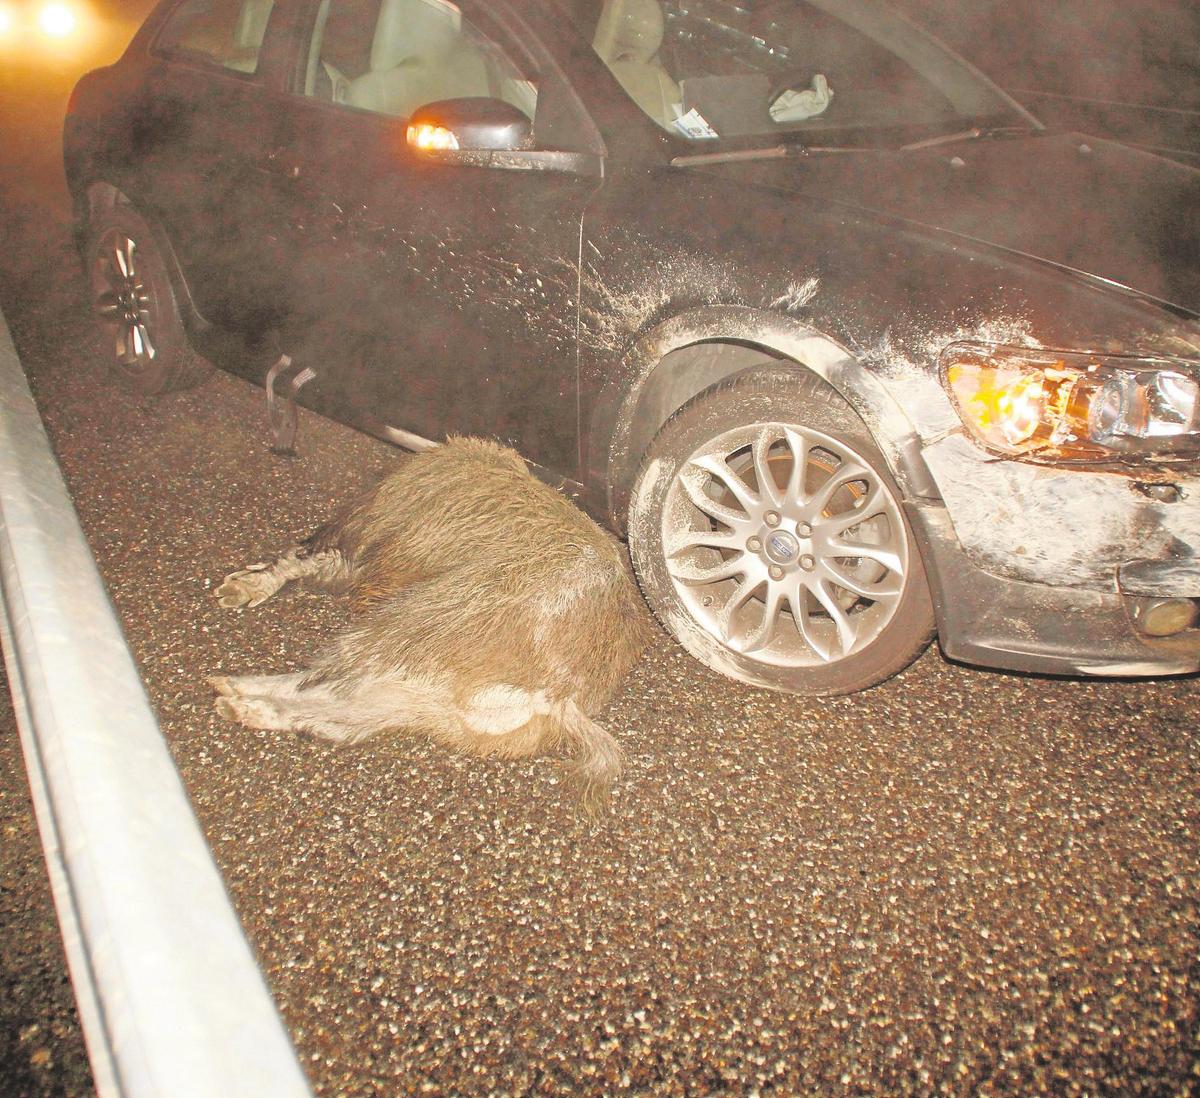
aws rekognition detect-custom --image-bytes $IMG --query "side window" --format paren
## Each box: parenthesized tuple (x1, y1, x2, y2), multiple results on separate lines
(155, 0, 276, 74)
(303, 0, 538, 123)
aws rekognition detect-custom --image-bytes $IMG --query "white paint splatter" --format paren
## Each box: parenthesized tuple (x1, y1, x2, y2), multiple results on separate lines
(579, 249, 746, 353)
(922, 432, 1200, 588)
(768, 277, 820, 313)
(627, 458, 665, 546)
(917, 315, 1042, 364)
(862, 315, 1045, 439)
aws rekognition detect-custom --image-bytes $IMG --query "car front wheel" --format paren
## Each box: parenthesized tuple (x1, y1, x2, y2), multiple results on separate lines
(629, 368, 935, 695)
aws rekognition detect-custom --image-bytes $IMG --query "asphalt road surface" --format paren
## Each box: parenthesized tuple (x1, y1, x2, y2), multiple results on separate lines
(1, 181, 1199, 1098)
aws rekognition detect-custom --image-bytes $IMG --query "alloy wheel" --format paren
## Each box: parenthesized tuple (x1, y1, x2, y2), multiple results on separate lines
(661, 420, 909, 667)
(92, 229, 157, 372)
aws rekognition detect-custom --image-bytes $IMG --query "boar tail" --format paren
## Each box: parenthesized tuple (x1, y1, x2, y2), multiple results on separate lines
(553, 699, 624, 818)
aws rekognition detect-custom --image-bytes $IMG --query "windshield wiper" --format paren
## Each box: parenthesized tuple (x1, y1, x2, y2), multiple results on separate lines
(670, 143, 879, 167)
(670, 145, 796, 167)
(899, 124, 1038, 152)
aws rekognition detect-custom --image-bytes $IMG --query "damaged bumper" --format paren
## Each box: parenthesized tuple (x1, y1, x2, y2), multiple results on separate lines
(910, 436, 1200, 678)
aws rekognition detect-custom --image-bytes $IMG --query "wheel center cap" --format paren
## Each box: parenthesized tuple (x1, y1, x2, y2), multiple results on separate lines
(764, 529, 800, 565)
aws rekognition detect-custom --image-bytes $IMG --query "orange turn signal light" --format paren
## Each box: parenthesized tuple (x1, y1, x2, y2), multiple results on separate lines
(406, 123, 460, 152)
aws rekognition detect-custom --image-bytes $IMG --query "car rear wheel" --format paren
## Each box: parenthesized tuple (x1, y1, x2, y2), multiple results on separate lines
(628, 368, 935, 695)
(87, 203, 210, 394)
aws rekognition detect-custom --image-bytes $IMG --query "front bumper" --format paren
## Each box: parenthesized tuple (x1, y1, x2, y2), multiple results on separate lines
(909, 503, 1200, 677)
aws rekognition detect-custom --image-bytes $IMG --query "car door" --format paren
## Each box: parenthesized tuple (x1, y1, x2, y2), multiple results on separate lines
(265, 0, 605, 475)
(129, 0, 294, 331)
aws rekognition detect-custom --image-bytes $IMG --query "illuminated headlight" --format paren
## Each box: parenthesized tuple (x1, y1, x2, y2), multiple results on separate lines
(940, 342, 1200, 460)
(0, 1, 88, 45)
(39, 2, 78, 37)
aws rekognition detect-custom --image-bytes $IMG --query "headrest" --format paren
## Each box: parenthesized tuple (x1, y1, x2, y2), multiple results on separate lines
(371, 0, 463, 73)
(593, 0, 666, 66)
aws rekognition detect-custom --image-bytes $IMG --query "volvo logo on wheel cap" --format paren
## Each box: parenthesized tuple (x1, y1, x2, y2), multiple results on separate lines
(765, 530, 800, 564)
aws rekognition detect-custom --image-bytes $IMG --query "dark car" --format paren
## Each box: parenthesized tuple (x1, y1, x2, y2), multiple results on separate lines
(63, 0, 1200, 694)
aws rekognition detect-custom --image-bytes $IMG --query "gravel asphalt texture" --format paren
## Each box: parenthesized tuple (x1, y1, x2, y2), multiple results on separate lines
(0, 667, 94, 1097)
(1, 189, 1198, 1096)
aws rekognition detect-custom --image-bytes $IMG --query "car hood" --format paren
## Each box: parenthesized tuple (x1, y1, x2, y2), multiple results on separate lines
(710, 132, 1200, 317)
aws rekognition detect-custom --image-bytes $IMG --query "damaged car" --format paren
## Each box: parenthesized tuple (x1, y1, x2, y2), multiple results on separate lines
(63, 0, 1200, 694)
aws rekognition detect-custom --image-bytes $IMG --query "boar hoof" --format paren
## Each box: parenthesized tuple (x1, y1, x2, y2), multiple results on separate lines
(208, 675, 235, 697)
(214, 694, 286, 730)
(215, 564, 275, 608)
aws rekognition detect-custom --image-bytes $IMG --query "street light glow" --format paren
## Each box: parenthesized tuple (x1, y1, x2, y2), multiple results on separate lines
(0, 5, 14, 35)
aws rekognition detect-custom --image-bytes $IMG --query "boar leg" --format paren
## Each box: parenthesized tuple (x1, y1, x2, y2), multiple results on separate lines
(214, 546, 349, 608)
(212, 671, 448, 745)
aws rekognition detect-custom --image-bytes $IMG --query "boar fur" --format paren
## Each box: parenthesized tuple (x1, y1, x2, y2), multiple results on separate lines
(210, 437, 652, 812)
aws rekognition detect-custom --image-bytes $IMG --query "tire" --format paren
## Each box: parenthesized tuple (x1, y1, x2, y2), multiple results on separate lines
(86, 202, 211, 394)
(628, 368, 935, 696)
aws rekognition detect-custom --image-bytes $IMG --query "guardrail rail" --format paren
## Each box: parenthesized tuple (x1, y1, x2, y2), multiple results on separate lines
(0, 306, 312, 1098)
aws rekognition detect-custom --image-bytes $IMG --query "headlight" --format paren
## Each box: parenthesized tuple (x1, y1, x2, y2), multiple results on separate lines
(38, 2, 77, 37)
(940, 342, 1200, 460)
(0, 2, 92, 51)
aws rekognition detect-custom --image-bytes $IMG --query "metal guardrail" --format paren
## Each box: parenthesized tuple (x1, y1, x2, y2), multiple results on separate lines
(0, 309, 312, 1098)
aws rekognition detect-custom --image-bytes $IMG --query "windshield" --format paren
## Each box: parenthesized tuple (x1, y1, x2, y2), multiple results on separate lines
(579, 0, 1028, 145)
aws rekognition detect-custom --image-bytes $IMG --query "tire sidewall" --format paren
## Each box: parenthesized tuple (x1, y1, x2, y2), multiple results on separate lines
(628, 369, 934, 696)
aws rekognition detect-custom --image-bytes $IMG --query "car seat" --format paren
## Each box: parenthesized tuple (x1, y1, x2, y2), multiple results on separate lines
(346, 0, 493, 118)
(592, 0, 681, 130)
(223, 0, 274, 72)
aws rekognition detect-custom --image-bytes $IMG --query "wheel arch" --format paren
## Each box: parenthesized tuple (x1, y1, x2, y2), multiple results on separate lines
(594, 305, 937, 531)
(82, 180, 212, 342)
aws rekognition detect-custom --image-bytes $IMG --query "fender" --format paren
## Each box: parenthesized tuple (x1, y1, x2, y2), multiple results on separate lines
(80, 178, 215, 345)
(586, 305, 940, 530)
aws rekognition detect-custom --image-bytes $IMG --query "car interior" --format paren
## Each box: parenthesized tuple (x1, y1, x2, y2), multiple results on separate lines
(591, 0, 681, 130)
(589, 0, 839, 137)
(587, 0, 971, 140)
(224, 0, 274, 71)
(304, 0, 537, 123)
(155, 0, 276, 73)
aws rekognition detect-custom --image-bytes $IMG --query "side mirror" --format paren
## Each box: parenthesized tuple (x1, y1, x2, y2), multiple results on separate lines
(407, 97, 532, 153)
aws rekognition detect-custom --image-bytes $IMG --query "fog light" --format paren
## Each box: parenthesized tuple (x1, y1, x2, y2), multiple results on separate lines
(1131, 597, 1199, 637)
